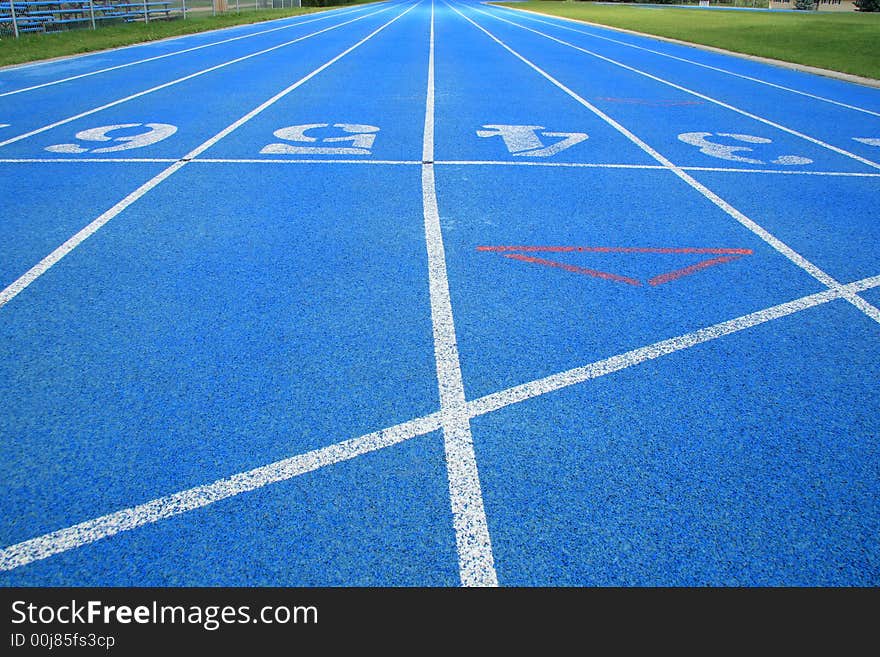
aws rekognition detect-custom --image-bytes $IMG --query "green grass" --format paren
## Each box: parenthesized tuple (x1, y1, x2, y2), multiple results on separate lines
(0, 2, 375, 68)
(494, 1, 880, 80)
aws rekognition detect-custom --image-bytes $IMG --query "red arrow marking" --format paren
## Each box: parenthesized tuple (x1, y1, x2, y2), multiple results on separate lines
(503, 253, 642, 286)
(478, 246, 753, 287)
(477, 246, 751, 255)
(648, 254, 743, 286)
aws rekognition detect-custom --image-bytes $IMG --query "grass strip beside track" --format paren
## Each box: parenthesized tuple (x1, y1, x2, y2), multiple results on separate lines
(0, 2, 376, 68)
(494, 2, 880, 80)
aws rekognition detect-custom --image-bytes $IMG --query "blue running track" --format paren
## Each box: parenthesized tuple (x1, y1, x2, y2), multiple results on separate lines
(1, 0, 878, 586)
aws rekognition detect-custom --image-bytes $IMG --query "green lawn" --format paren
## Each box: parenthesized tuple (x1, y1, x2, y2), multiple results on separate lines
(0, 2, 374, 68)
(494, 2, 880, 80)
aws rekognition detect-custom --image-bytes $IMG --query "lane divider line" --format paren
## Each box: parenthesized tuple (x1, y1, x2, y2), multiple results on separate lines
(2, 158, 879, 178)
(468, 274, 880, 417)
(421, 0, 498, 587)
(0, 3, 375, 98)
(448, 1, 880, 326)
(491, 4, 880, 118)
(3, 272, 877, 572)
(470, 3, 880, 172)
(0, 413, 444, 572)
(0, 1, 419, 310)
(0, 2, 396, 150)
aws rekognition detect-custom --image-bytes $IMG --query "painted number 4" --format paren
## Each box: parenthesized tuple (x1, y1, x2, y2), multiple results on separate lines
(260, 123, 380, 155)
(477, 125, 588, 158)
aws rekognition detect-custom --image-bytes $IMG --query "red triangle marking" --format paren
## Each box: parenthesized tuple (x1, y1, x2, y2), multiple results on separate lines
(478, 246, 752, 287)
(503, 253, 643, 286)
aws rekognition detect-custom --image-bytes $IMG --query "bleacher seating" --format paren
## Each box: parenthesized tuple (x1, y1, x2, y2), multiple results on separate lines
(1, 0, 181, 36)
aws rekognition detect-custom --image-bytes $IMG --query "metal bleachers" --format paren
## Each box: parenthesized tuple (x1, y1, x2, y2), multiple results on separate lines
(1, 0, 181, 37)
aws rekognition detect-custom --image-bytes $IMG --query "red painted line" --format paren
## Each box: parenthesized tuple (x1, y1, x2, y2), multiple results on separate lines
(648, 255, 742, 286)
(503, 253, 642, 286)
(477, 245, 753, 255)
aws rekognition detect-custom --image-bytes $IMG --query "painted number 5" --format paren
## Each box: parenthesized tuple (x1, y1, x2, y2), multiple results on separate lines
(260, 123, 380, 155)
(46, 123, 178, 154)
(678, 132, 812, 166)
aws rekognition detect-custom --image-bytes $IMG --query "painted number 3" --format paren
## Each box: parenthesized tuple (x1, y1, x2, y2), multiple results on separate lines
(45, 123, 178, 154)
(678, 132, 812, 166)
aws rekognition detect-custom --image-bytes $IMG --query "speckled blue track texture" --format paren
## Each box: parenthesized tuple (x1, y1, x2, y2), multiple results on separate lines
(1, 0, 878, 587)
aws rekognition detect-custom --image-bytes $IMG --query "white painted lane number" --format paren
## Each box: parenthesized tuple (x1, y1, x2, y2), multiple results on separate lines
(853, 137, 880, 147)
(260, 123, 380, 155)
(678, 132, 812, 166)
(45, 123, 178, 154)
(476, 125, 589, 158)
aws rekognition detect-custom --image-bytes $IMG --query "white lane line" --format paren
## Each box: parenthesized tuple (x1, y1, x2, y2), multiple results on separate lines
(0, 160, 185, 309)
(469, 4, 880, 172)
(437, 160, 666, 170)
(0, 3, 394, 150)
(193, 158, 422, 165)
(0, 4, 373, 98)
(0, 158, 418, 165)
(846, 294, 880, 324)
(0, 2, 418, 310)
(470, 275, 880, 418)
(0, 413, 444, 572)
(3, 273, 878, 572)
(680, 166, 880, 178)
(2, 157, 879, 178)
(0, 158, 179, 163)
(423, 0, 497, 587)
(449, 2, 880, 325)
(492, 4, 880, 119)
(0, 2, 379, 74)
(438, 160, 880, 176)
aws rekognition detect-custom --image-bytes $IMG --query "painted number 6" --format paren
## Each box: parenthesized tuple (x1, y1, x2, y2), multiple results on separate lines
(45, 123, 178, 154)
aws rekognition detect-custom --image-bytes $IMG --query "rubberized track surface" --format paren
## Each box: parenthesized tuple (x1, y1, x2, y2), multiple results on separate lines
(1, 0, 878, 586)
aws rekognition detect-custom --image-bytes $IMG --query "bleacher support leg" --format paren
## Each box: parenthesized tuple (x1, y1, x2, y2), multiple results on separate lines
(9, 0, 19, 38)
